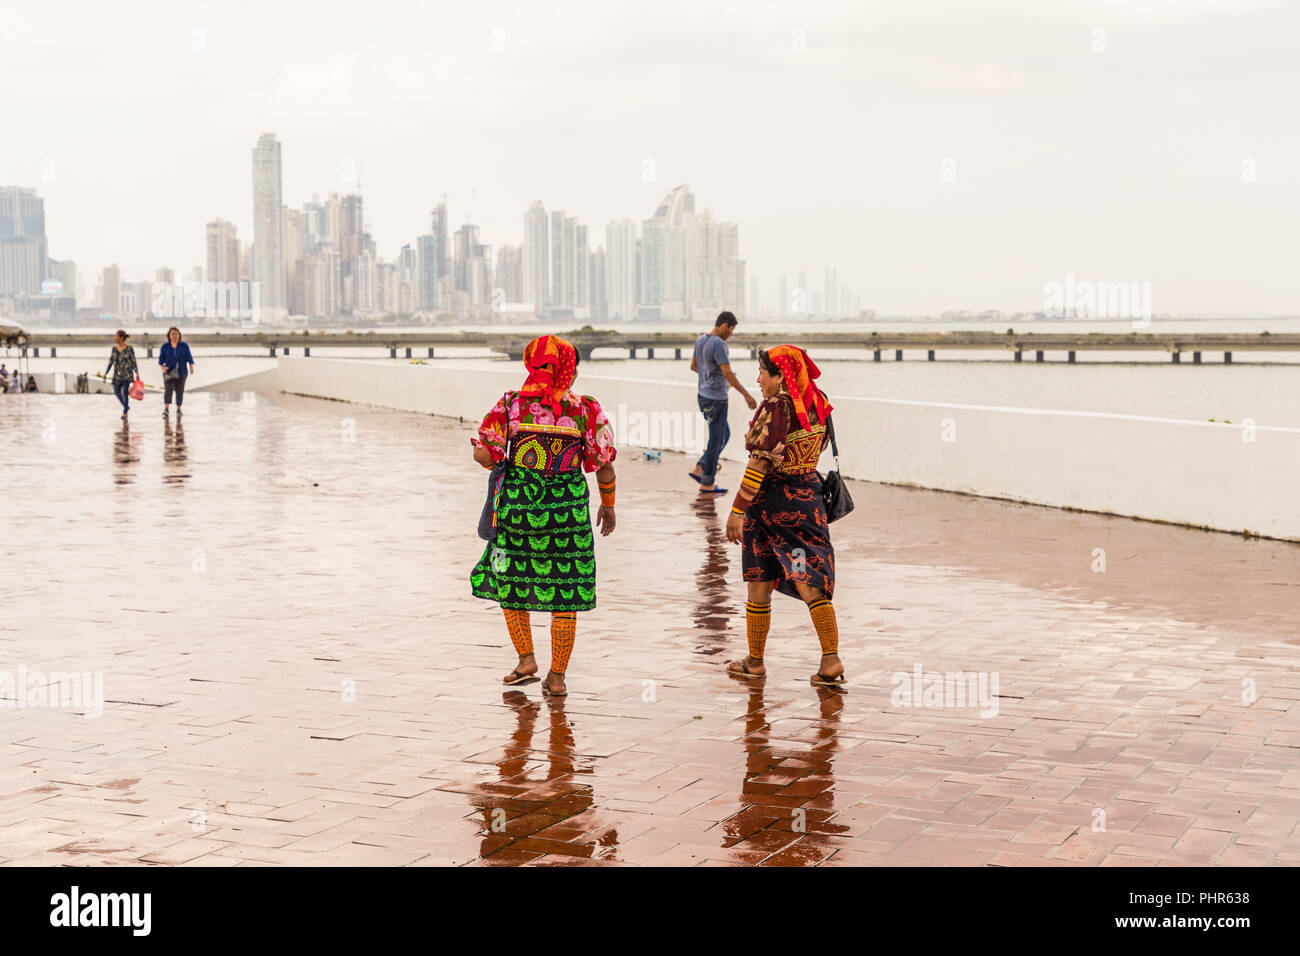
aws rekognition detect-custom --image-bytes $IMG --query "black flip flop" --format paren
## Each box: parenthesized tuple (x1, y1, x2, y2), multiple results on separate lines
(725, 658, 765, 679)
(810, 671, 847, 687)
(503, 669, 540, 686)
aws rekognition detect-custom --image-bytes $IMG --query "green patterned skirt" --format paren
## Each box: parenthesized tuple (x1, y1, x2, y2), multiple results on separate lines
(470, 467, 596, 612)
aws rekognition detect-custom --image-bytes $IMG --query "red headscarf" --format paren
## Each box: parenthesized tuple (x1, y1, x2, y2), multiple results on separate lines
(520, 334, 577, 415)
(767, 345, 832, 431)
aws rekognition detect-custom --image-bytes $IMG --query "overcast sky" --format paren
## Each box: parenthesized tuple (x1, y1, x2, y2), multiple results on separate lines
(4, 0, 1298, 314)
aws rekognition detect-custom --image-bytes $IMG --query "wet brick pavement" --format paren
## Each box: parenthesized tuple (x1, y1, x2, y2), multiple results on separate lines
(1, 390, 1298, 866)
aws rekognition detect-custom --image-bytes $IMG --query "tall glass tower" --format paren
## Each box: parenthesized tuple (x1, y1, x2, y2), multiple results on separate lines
(252, 133, 284, 308)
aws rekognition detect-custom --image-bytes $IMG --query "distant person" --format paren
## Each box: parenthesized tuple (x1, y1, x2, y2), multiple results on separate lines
(0, 365, 8, 393)
(24, 375, 37, 393)
(688, 311, 756, 495)
(724, 346, 843, 686)
(158, 326, 195, 416)
(105, 329, 140, 419)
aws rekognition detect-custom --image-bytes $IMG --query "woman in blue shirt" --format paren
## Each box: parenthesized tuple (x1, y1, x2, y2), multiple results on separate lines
(158, 326, 195, 416)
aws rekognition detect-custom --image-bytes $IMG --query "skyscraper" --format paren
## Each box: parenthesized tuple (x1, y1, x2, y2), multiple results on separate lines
(575, 223, 588, 309)
(454, 222, 479, 292)
(417, 234, 440, 310)
(588, 246, 606, 320)
(430, 203, 450, 283)
(495, 245, 522, 304)
(47, 259, 76, 301)
(416, 203, 450, 310)
(339, 193, 364, 307)
(522, 201, 549, 309)
(0, 186, 47, 296)
(251, 133, 284, 308)
(302, 195, 328, 250)
(353, 247, 377, 313)
(454, 223, 491, 306)
(282, 207, 304, 313)
(643, 185, 693, 319)
(100, 264, 121, 315)
(639, 218, 664, 314)
(640, 185, 742, 321)
(605, 219, 638, 322)
(206, 219, 239, 286)
(550, 211, 578, 308)
(396, 244, 417, 315)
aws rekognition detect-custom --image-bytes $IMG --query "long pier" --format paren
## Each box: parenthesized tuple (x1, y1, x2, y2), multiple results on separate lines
(12, 328, 1300, 363)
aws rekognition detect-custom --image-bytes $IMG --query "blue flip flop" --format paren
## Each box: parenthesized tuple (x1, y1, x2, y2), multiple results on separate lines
(688, 471, 704, 484)
(698, 487, 728, 495)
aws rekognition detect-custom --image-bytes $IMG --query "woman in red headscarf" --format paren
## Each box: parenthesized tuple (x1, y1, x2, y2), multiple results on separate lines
(722, 345, 844, 685)
(469, 335, 618, 697)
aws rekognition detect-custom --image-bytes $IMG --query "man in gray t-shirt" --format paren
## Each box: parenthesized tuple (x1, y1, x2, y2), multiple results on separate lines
(689, 311, 756, 494)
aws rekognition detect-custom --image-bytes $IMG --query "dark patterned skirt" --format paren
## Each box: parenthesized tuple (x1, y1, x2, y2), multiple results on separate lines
(741, 471, 835, 600)
(470, 467, 596, 612)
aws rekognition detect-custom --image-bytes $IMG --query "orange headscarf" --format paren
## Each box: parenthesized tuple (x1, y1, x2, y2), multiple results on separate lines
(767, 345, 832, 431)
(520, 334, 577, 415)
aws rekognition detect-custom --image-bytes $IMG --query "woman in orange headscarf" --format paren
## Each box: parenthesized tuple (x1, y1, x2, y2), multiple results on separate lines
(470, 335, 618, 697)
(723, 345, 844, 685)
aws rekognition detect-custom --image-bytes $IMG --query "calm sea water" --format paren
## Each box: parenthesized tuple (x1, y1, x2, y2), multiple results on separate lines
(9, 318, 1299, 427)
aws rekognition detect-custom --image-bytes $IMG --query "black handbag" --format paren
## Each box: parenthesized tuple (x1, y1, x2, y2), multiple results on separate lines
(476, 393, 513, 541)
(819, 415, 855, 523)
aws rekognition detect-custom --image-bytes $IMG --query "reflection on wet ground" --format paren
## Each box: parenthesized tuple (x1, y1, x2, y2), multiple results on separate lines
(2, 391, 1298, 866)
(690, 495, 732, 653)
(162, 416, 189, 484)
(112, 420, 140, 484)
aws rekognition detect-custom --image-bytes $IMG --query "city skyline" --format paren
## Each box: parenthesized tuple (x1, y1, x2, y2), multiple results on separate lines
(3, 130, 867, 321)
(6, 128, 872, 322)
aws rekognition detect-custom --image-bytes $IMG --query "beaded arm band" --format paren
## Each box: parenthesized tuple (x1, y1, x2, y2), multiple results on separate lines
(730, 459, 769, 515)
(598, 478, 616, 508)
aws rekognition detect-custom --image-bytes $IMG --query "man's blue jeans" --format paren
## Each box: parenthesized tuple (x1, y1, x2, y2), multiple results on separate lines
(696, 395, 730, 485)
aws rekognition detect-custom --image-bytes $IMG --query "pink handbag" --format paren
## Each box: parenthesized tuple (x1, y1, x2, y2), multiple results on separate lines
(129, 378, 144, 401)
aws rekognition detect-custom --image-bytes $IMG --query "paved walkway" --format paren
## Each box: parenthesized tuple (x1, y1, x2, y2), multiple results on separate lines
(1, 391, 1297, 866)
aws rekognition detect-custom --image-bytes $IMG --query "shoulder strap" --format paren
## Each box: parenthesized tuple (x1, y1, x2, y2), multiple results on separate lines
(502, 392, 514, 455)
(825, 414, 841, 471)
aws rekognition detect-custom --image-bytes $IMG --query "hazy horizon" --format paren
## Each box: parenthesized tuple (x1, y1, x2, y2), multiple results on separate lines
(4, 0, 1298, 314)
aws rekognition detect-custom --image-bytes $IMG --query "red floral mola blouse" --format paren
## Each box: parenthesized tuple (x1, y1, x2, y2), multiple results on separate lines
(472, 390, 617, 474)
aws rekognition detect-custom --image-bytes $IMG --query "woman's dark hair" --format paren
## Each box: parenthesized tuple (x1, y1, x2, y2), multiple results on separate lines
(167, 326, 182, 340)
(573, 349, 581, 367)
(115, 329, 129, 340)
(757, 349, 780, 378)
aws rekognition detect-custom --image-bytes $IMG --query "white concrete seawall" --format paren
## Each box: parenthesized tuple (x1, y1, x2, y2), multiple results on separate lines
(266, 357, 1300, 542)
